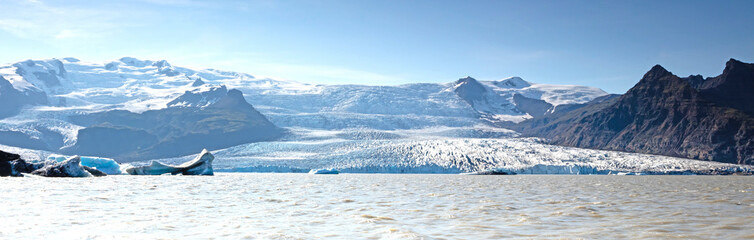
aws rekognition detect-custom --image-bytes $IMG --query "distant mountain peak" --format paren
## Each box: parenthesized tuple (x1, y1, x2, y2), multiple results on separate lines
(453, 76, 486, 102)
(456, 76, 477, 83)
(495, 76, 531, 88)
(152, 59, 172, 69)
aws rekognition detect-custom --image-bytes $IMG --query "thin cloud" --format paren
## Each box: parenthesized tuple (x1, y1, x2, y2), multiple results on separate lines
(0, 0, 127, 42)
(208, 58, 407, 86)
(255, 63, 407, 86)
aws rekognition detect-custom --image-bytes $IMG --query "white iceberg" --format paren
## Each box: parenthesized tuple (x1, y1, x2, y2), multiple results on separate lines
(308, 168, 339, 174)
(123, 149, 214, 176)
(31, 156, 93, 177)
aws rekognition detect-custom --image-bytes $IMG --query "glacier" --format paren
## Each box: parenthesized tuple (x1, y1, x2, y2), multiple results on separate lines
(146, 126, 753, 175)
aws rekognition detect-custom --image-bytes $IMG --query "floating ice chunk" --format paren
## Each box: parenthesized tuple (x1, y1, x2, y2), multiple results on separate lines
(615, 172, 643, 176)
(124, 149, 214, 176)
(31, 156, 93, 177)
(47, 154, 122, 175)
(308, 168, 339, 174)
(462, 168, 516, 175)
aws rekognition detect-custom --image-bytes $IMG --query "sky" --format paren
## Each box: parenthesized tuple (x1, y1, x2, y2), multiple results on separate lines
(0, 0, 752, 93)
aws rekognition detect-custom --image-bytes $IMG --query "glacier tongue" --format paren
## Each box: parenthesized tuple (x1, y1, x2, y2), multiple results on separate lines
(142, 127, 753, 175)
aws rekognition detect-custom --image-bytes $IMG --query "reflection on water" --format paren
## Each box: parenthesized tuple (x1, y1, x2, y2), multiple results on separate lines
(1, 174, 753, 239)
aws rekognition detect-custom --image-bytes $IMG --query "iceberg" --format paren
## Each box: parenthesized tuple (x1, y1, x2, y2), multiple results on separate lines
(308, 168, 339, 174)
(31, 156, 102, 177)
(47, 155, 122, 175)
(123, 149, 214, 176)
(462, 168, 517, 175)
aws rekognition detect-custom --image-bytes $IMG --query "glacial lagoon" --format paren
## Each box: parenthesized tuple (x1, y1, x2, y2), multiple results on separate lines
(2, 174, 752, 239)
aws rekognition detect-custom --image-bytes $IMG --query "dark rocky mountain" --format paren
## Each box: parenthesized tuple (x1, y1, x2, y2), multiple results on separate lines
(516, 59, 754, 165)
(65, 86, 284, 162)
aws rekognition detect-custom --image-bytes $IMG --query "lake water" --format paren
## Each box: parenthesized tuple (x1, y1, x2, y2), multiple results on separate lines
(1, 174, 753, 239)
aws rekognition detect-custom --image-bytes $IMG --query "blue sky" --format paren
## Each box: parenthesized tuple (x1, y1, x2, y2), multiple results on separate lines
(0, 0, 752, 93)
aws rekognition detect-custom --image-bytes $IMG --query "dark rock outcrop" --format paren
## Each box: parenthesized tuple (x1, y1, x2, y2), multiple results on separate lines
(517, 59, 754, 165)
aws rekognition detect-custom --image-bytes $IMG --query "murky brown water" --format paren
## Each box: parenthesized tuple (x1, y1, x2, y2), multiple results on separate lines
(1, 174, 752, 239)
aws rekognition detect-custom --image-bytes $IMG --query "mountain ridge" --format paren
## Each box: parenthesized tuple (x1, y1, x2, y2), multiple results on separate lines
(517, 59, 754, 164)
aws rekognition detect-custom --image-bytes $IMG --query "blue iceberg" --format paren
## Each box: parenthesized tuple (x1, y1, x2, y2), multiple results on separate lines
(46, 155, 122, 175)
(308, 168, 340, 174)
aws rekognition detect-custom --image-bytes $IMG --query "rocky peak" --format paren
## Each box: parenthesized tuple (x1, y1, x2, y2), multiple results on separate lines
(684, 74, 705, 89)
(698, 58, 754, 114)
(191, 78, 205, 87)
(208, 89, 254, 110)
(624, 64, 696, 103)
(642, 65, 673, 81)
(167, 85, 229, 108)
(453, 76, 486, 104)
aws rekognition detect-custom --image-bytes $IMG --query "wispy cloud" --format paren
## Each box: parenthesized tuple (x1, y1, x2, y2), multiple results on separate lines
(188, 55, 406, 85)
(0, 0, 127, 42)
(249, 62, 407, 86)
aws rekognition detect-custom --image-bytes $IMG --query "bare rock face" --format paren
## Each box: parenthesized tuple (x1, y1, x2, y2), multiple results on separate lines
(517, 59, 754, 165)
(124, 149, 214, 176)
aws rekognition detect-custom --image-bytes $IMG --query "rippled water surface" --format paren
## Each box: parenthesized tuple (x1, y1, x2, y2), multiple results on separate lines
(2, 174, 753, 239)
